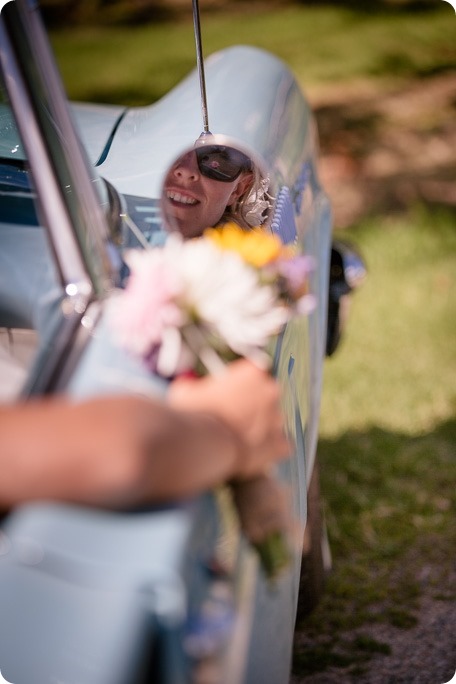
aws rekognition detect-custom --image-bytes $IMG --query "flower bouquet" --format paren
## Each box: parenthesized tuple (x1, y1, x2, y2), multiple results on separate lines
(109, 223, 315, 579)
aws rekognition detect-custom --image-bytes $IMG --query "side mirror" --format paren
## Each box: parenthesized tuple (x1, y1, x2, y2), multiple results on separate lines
(326, 240, 367, 357)
(160, 136, 273, 239)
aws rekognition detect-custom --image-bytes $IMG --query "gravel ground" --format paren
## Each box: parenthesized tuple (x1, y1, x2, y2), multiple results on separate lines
(291, 594, 456, 684)
(291, 544, 456, 684)
(290, 72, 456, 684)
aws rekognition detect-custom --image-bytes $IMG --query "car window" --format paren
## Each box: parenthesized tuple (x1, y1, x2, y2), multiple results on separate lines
(0, 85, 63, 399)
(0, 0, 123, 399)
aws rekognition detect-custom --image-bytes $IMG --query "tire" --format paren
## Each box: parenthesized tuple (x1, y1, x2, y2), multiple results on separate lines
(296, 458, 331, 619)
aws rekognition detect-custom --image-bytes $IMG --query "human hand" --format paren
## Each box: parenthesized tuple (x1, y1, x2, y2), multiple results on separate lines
(231, 474, 296, 579)
(168, 359, 291, 479)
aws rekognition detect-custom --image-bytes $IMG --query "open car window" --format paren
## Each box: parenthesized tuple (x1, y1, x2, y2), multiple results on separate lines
(0, 0, 121, 399)
(0, 86, 59, 399)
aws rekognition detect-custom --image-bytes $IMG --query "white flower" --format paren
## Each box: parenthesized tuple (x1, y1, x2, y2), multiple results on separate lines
(110, 234, 290, 376)
(169, 236, 289, 356)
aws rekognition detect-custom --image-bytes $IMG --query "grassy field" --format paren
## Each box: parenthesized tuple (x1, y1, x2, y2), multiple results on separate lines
(48, 4, 456, 677)
(49, 3, 455, 105)
(294, 205, 456, 677)
(321, 207, 455, 437)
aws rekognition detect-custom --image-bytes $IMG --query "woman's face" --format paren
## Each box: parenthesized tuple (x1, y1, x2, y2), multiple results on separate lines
(163, 150, 252, 239)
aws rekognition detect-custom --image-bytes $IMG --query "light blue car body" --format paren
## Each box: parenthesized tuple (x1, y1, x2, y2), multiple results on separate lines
(0, 6, 332, 682)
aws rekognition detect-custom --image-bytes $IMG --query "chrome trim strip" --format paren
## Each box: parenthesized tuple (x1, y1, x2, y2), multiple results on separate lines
(0, 0, 116, 296)
(221, 550, 258, 684)
(0, 20, 90, 293)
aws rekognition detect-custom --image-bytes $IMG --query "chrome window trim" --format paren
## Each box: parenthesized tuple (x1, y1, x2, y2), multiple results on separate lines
(0, 0, 117, 299)
(0, 0, 123, 395)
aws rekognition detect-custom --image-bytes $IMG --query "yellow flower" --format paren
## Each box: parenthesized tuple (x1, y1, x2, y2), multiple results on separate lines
(204, 222, 287, 268)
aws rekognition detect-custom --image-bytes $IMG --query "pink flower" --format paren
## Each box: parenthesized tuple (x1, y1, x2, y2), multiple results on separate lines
(273, 254, 316, 299)
(109, 249, 185, 358)
(109, 233, 315, 378)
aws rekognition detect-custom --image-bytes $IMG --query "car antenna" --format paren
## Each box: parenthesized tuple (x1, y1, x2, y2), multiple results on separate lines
(192, 0, 212, 139)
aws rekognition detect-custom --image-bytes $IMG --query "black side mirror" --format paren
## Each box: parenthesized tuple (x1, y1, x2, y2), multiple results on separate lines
(326, 240, 366, 356)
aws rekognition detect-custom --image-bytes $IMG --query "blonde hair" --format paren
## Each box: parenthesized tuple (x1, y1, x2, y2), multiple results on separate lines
(222, 166, 274, 230)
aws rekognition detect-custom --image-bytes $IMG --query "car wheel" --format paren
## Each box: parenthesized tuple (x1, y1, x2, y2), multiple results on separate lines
(296, 458, 331, 619)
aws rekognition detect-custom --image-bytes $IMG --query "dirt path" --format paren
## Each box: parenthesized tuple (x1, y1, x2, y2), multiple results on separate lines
(308, 72, 456, 227)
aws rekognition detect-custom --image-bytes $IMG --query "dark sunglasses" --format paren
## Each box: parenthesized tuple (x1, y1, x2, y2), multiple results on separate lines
(195, 145, 252, 182)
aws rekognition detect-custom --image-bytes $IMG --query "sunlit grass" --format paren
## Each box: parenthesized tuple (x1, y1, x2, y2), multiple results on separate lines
(294, 206, 456, 677)
(319, 205, 456, 437)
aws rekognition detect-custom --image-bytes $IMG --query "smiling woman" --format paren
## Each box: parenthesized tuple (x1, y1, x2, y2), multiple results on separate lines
(162, 138, 273, 238)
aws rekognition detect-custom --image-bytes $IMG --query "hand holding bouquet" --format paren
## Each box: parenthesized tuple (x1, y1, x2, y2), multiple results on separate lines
(110, 223, 315, 579)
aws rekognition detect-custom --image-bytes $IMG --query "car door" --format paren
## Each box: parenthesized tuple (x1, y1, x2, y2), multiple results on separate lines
(0, 1, 332, 683)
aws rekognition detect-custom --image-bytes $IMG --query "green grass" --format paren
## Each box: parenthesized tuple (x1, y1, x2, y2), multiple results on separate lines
(320, 206, 456, 436)
(293, 206, 456, 676)
(48, 3, 456, 105)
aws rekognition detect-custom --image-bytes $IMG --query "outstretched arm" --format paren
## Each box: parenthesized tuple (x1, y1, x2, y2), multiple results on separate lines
(0, 360, 290, 509)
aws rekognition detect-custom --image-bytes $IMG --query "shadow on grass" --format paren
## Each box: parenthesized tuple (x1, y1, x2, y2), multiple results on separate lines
(294, 0, 442, 13)
(41, 0, 450, 27)
(292, 417, 456, 678)
(318, 417, 456, 566)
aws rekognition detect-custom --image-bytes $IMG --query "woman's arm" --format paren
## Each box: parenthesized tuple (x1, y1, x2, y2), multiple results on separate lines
(0, 361, 289, 509)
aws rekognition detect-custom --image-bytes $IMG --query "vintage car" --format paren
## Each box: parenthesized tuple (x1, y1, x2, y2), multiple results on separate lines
(0, 0, 364, 682)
